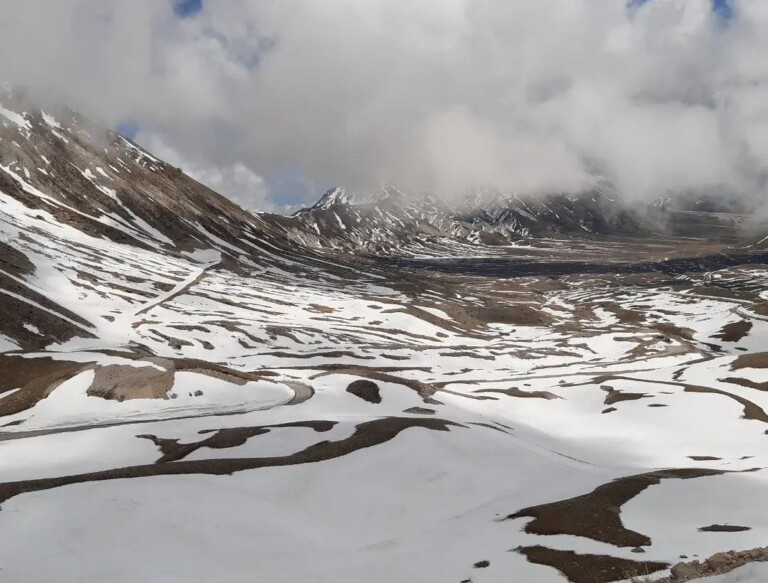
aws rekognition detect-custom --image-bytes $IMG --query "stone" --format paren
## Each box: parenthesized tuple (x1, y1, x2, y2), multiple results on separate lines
(671, 561, 702, 579)
(706, 553, 732, 570)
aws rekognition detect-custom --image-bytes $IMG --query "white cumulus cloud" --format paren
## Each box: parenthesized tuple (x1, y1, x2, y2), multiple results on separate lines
(1, 0, 767, 207)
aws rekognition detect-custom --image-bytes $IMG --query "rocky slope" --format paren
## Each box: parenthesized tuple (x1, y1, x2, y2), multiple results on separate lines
(284, 184, 653, 253)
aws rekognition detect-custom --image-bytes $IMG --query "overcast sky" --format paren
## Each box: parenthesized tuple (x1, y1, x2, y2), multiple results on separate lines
(0, 0, 765, 212)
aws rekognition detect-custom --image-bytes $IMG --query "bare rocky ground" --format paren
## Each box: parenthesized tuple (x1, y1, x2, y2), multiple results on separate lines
(639, 546, 768, 582)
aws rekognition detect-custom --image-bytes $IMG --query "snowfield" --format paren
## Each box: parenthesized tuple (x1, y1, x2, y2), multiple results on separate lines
(2, 90, 768, 583)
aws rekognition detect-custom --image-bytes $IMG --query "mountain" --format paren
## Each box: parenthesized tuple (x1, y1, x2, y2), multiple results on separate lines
(286, 184, 651, 253)
(2, 89, 768, 583)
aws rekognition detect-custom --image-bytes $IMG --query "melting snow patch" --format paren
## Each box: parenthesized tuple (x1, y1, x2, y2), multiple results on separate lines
(182, 248, 222, 263)
(41, 110, 62, 129)
(22, 323, 41, 335)
(0, 104, 30, 129)
(0, 334, 19, 352)
(51, 129, 69, 143)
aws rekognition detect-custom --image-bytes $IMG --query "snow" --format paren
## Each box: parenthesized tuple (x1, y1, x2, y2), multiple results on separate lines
(2, 114, 768, 581)
(1, 369, 295, 432)
(22, 322, 41, 335)
(0, 103, 30, 129)
(690, 563, 768, 582)
(41, 110, 62, 129)
(0, 333, 19, 352)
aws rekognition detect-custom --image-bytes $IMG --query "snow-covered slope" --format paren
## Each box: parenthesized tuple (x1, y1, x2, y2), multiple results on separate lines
(2, 88, 768, 583)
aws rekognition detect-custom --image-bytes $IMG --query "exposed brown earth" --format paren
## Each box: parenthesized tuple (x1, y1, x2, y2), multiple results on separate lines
(87, 361, 174, 401)
(731, 352, 768, 370)
(310, 366, 437, 398)
(713, 320, 753, 343)
(602, 386, 649, 406)
(346, 380, 381, 404)
(683, 385, 768, 423)
(0, 417, 463, 508)
(402, 407, 436, 415)
(507, 468, 728, 548)
(475, 387, 560, 400)
(719, 377, 768, 391)
(591, 375, 768, 423)
(138, 420, 336, 463)
(516, 545, 669, 583)
(0, 355, 89, 417)
(698, 524, 751, 532)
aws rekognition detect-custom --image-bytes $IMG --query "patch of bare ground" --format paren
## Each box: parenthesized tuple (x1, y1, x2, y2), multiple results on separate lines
(402, 407, 436, 415)
(753, 303, 768, 317)
(600, 302, 646, 325)
(507, 469, 728, 548)
(87, 355, 282, 402)
(0, 417, 462, 508)
(698, 524, 751, 532)
(254, 350, 375, 360)
(683, 385, 768, 423)
(346, 380, 381, 403)
(0, 355, 89, 417)
(602, 386, 649, 406)
(440, 351, 495, 360)
(713, 320, 752, 343)
(310, 366, 436, 398)
(147, 330, 193, 350)
(0, 241, 35, 278)
(474, 387, 560, 400)
(421, 301, 553, 333)
(654, 323, 695, 341)
(515, 545, 668, 583)
(138, 420, 336, 462)
(172, 358, 279, 383)
(87, 359, 174, 401)
(0, 274, 96, 350)
(731, 352, 768, 370)
(592, 375, 768, 423)
(719, 377, 768, 391)
(656, 546, 768, 582)
(306, 303, 335, 314)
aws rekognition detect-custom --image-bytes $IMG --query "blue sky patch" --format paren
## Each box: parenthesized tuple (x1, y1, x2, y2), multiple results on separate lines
(173, 0, 203, 18)
(116, 121, 139, 140)
(627, 0, 733, 20)
(712, 0, 733, 20)
(267, 165, 330, 207)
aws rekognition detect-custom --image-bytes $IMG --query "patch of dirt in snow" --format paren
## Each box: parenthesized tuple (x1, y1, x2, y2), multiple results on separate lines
(516, 545, 669, 583)
(0, 417, 462, 506)
(88, 360, 174, 401)
(346, 379, 381, 403)
(508, 468, 728, 548)
(138, 420, 336, 463)
(713, 320, 753, 343)
(0, 355, 88, 417)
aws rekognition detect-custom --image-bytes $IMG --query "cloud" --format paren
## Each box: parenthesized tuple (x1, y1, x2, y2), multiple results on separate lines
(1, 0, 767, 207)
(137, 132, 272, 211)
